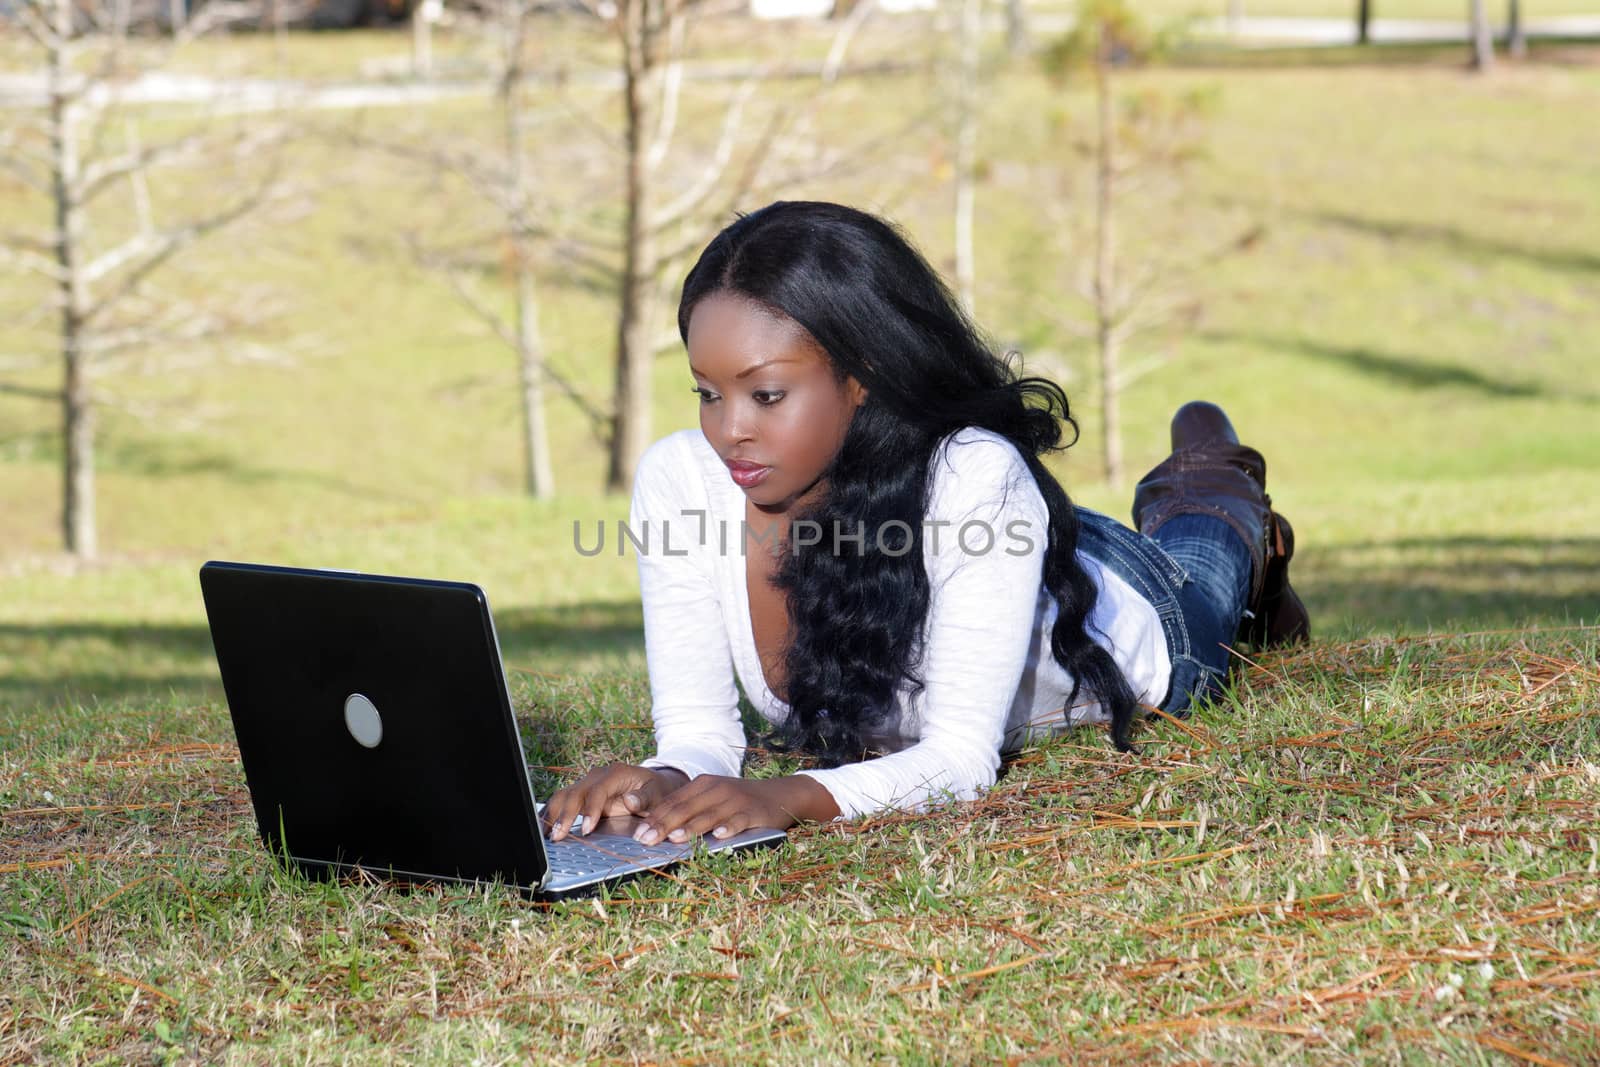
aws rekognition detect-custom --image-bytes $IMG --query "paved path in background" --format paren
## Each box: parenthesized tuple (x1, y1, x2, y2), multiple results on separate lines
(0, 59, 891, 111)
(2, 13, 1598, 110)
(0, 71, 515, 111)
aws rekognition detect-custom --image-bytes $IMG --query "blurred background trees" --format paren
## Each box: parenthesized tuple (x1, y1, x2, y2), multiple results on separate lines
(0, 0, 1588, 556)
(1, 0, 299, 559)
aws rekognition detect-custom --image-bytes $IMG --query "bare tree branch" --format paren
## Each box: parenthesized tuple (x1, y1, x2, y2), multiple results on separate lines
(82, 174, 289, 321)
(0, 381, 63, 401)
(0, 244, 67, 282)
(0, 132, 50, 193)
(348, 128, 514, 213)
(88, 281, 294, 371)
(474, 294, 607, 437)
(548, 76, 627, 157)
(417, 237, 613, 440)
(11, 0, 60, 48)
(93, 314, 230, 365)
(649, 73, 759, 231)
(746, 100, 940, 212)
(0, 227, 59, 258)
(412, 240, 517, 347)
(537, 362, 613, 442)
(821, 0, 878, 83)
(645, 7, 688, 172)
(1037, 305, 1096, 342)
(75, 128, 211, 206)
(352, 123, 623, 280)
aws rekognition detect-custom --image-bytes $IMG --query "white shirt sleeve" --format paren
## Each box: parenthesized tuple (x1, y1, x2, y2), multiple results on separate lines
(631, 435, 747, 782)
(795, 432, 1049, 820)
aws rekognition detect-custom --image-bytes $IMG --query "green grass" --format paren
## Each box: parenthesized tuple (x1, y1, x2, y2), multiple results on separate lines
(4, 636, 1597, 1062)
(3, 25, 1599, 1065)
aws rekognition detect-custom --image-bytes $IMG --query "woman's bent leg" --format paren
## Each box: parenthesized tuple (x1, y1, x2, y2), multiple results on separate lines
(1132, 401, 1310, 649)
(1149, 513, 1252, 710)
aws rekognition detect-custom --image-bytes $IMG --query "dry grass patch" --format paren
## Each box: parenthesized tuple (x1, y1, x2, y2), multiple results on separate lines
(2, 631, 1596, 1062)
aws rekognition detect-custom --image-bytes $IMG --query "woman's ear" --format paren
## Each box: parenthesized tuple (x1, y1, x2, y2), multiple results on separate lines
(847, 377, 868, 407)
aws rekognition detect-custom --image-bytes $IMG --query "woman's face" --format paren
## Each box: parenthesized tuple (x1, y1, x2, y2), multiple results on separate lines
(686, 291, 866, 515)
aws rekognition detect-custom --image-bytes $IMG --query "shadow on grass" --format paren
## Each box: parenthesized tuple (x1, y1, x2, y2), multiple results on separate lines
(101, 437, 420, 504)
(1201, 330, 1582, 401)
(1302, 534, 1600, 634)
(3, 538, 1595, 724)
(1173, 37, 1600, 70)
(0, 600, 646, 728)
(1309, 208, 1600, 278)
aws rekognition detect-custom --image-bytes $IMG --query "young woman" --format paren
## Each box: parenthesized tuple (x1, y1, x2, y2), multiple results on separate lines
(546, 200, 1308, 846)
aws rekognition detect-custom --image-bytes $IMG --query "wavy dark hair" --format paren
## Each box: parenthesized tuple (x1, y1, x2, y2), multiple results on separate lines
(678, 201, 1139, 762)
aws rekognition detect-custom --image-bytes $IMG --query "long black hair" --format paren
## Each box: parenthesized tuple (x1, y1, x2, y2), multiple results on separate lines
(677, 201, 1139, 761)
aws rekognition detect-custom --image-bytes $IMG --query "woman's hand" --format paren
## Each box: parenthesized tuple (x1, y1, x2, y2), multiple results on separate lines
(631, 774, 840, 845)
(545, 763, 688, 841)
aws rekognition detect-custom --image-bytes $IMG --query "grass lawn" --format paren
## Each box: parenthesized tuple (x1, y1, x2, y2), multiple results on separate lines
(2, 24, 1598, 1065)
(1041, 0, 1600, 21)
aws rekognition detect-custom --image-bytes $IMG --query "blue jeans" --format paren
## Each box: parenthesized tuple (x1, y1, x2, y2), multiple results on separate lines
(1075, 507, 1252, 715)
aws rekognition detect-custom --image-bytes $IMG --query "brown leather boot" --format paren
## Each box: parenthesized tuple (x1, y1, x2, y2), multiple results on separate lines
(1243, 509, 1310, 648)
(1132, 401, 1310, 649)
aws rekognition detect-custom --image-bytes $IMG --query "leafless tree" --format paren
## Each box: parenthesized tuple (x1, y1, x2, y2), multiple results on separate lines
(0, 0, 297, 559)
(598, 0, 936, 492)
(1504, 0, 1525, 59)
(1043, 0, 1254, 486)
(1002, 0, 1028, 56)
(413, 0, 446, 77)
(605, 0, 685, 493)
(362, 0, 933, 497)
(363, 0, 589, 498)
(948, 0, 983, 314)
(1470, 0, 1494, 71)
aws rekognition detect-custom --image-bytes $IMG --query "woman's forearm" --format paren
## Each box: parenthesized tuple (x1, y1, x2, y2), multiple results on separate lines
(767, 773, 841, 824)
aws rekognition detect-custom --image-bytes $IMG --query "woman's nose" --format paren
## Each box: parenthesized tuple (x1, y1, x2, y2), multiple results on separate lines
(721, 402, 757, 444)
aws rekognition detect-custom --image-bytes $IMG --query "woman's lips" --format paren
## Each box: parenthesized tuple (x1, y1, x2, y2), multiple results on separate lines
(726, 461, 770, 489)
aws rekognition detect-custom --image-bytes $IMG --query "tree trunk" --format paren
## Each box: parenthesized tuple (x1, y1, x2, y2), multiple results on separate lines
(1469, 0, 1494, 71)
(413, 0, 436, 79)
(513, 265, 554, 499)
(501, 1, 554, 499)
(1356, 0, 1371, 44)
(606, 0, 661, 494)
(953, 0, 980, 315)
(1505, 0, 1525, 58)
(1092, 56, 1121, 487)
(49, 0, 97, 559)
(1003, 0, 1028, 56)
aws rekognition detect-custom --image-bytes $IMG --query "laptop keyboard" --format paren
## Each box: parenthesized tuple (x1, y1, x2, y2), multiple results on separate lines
(543, 834, 692, 879)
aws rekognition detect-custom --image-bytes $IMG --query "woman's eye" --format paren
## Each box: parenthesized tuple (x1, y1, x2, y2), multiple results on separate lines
(753, 391, 785, 406)
(690, 386, 718, 403)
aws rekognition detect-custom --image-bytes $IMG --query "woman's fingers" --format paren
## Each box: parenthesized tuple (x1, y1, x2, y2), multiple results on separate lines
(662, 802, 737, 844)
(547, 781, 600, 841)
(544, 789, 579, 841)
(634, 777, 750, 845)
(548, 764, 649, 840)
(552, 768, 729, 845)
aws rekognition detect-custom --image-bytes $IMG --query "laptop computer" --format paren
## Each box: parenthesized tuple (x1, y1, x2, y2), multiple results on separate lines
(198, 560, 785, 899)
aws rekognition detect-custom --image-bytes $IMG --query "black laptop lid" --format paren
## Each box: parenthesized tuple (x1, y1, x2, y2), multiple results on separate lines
(199, 561, 547, 888)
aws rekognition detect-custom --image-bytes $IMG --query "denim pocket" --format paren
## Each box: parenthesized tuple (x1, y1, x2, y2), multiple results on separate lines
(1074, 507, 1193, 709)
(1075, 508, 1189, 596)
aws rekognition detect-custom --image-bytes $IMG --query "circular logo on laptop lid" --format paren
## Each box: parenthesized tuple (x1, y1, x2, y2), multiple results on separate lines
(343, 693, 384, 748)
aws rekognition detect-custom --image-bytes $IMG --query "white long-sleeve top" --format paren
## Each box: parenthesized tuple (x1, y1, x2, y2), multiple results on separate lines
(631, 426, 1170, 820)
